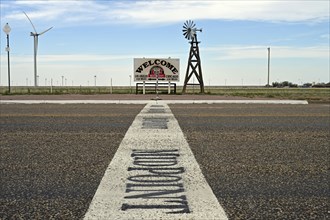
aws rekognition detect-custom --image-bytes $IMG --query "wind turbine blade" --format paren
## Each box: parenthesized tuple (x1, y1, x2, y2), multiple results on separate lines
(23, 11, 37, 33)
(39, 27, 53, 35)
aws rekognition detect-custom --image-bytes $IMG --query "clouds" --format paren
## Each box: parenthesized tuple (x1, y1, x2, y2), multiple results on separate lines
(1, 1, 328, 86)
(204, 45, 329, 60)
(0, 44, 327, 62)
(2, 0, 329, 27)
(3, 0, 107, 24)
(1, 43, 329, 86)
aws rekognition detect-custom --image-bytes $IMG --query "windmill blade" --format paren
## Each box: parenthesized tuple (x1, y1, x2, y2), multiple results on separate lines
(23, 11, 37, 34)
(39, 27, 53, 36)
(187, 29, 192, 39)
(183, 20, 190, 29)
(183, 32, 188, 37)
(190, 29, 196, 39)
(182, 20, 201, 40)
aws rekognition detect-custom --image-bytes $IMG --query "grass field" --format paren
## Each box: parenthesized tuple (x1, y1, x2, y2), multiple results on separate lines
(0, 86, 329, 103)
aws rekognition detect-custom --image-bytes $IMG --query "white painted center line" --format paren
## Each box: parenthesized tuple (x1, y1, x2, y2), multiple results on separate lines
(84, 102, 228, 220)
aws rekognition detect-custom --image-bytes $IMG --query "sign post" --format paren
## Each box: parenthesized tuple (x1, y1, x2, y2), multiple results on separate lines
(155, 72, 159, 100)
(143, 81, 146, 94)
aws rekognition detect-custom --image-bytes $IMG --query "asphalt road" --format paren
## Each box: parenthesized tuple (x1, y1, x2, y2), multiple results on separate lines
(0, 104, 144, 219)
(170, 104, 330, 219)
(0, 103, 329, 219)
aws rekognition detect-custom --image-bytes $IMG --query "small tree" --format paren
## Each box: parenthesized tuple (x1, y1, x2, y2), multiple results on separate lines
(272, 82, 280, 87)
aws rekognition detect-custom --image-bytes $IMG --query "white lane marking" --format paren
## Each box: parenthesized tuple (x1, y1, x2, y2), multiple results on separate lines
(84, 102, 228, 220)
(0, 99, 308, 104)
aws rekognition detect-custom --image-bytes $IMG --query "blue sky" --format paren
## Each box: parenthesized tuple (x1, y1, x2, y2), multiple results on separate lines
(1, 0, 329, 86)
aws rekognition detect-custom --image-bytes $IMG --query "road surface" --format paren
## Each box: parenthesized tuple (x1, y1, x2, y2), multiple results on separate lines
(0, 102, 329, 219)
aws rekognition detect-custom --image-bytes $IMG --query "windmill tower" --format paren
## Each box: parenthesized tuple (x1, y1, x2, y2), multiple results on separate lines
(182, 20, 204, 93)
(24, 12, 53, 87)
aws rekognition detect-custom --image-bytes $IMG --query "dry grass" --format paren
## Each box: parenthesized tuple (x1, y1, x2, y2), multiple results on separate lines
(1, 86, 329, 103)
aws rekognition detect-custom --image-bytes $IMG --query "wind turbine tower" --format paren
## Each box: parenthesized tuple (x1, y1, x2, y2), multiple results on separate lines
(24, 12, 53, 87)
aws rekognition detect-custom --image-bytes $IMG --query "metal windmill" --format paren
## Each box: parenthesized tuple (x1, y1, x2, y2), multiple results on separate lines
(182, 20, 204, 93)
(24, 12, 53, 87)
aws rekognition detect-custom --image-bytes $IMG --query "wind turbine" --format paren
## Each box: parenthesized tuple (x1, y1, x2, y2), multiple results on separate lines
(23, 12, 53, 87)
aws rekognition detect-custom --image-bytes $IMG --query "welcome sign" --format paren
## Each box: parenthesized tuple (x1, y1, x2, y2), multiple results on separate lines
(134, 58, 180, 81)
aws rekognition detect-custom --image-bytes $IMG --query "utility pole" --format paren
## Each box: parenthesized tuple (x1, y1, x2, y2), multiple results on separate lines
(267, 47, 270, 87)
